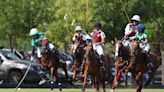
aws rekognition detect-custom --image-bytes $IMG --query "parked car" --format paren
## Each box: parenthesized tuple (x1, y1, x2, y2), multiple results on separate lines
(0, 50, 42, 85)
(55, 51, 74, 79)
(154, 65, 162, 84)
(0, 48, 31, 60)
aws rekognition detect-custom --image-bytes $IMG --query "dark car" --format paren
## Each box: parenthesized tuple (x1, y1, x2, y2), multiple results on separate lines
(57, 51, 74, 78)
(1, 48, 31, 60)
(0, 50, 42, 85)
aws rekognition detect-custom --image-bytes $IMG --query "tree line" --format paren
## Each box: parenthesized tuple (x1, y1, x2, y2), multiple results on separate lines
(0, 0, 163, 51)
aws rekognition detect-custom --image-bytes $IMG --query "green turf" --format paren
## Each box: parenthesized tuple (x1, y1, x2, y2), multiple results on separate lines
(0, 88, 163, 92)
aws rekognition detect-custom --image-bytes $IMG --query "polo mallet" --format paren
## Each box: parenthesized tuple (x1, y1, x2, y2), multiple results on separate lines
(15, 63, 31, 91)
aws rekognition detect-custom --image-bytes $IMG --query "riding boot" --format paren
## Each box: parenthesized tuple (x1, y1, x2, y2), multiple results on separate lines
(146, 53, 154, 73)
(100, 55, 105, 72)
(54, 50, 59, 57)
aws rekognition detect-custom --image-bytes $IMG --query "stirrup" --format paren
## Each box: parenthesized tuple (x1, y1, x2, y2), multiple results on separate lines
(147, 69, 152, 73)
(100, 66, 105, 72)
(147, 63, 154, 69)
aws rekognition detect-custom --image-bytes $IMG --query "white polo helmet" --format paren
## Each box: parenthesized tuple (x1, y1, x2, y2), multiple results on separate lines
(131, 15, 140, 22)
(75, 26, 82, 31)
(29, 28, 38, 36)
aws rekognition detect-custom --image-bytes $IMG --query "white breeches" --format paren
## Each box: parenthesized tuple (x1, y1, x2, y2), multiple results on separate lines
(93, 44, 104, 56)
(37, 47, 42, 58)
(122, 40, 131, 47)
(139, 43, 150, 52)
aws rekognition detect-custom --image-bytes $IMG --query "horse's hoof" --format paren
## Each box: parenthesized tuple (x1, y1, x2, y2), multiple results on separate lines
(50, 89, 54, 92)
(110, 89, 114, 92)
(114, 82, 118, 87)
(72, 76, 76, 81)
(82, 89, 85, 92)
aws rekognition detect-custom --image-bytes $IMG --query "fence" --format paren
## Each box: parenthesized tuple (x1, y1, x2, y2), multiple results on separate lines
(162, 51, 164, 85)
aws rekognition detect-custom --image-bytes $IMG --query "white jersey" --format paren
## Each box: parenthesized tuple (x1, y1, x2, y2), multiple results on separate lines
(72, 33, 86, 42)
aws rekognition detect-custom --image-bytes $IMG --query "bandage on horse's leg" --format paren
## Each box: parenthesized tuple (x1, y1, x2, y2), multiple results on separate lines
(82, 63, 89, 92)
(50, 67, 54, 91)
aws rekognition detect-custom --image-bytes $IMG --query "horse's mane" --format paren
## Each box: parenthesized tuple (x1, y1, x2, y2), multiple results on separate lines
(85, 43, 100, 65)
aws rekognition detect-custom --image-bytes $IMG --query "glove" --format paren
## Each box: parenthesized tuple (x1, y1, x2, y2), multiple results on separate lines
(35, 38, 42, 42)
(124, 36, 129, 40)
(138, 37, 142, 40)
(86, 28, 89, 33)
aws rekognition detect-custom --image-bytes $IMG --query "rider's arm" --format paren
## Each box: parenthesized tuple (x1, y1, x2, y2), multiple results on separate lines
(35, 35, 44, 43)
(143, 38, 148, 44)
(100, 32, 106, 44)
(72, 35, 76, 44)
(143, 33, 148, 44)
(124, 23, 133, 36)
(129, 35, 137, 40)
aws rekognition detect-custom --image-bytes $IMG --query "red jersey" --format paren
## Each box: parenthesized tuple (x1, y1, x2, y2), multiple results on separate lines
(91, 30, 106, 44)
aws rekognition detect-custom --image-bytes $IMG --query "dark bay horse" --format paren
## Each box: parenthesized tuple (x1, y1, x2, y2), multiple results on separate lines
(40, 49, 69, 92)
(82, 43, 106, 92)
(126, 41, 160, 92)
(72, 43, 85, 80)
(111, 40, 130, 92)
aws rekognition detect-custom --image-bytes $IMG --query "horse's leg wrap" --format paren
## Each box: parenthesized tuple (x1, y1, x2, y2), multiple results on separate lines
(111, 84, 115, 92)
(136, 85, 139, 92)
(50, 81, 54, 90)
(58, 82, 62, 92)
(144, 77, 151, 87)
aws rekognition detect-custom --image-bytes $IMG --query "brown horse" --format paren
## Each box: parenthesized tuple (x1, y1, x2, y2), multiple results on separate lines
(40, 48, 69, 91)
(82, 43, 106, 92)
(104, 53, 113, 84)
(72, 43, 85, 80)
(111, 40, 130, 92)
(126, 41, 160, 92)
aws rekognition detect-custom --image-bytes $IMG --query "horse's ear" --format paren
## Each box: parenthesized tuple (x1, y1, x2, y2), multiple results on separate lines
(114, 38, 117, 42)
(111, 40, 115, 46)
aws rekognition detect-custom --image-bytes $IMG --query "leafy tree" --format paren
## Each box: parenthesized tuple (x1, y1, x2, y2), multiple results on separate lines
(0, 0, 163, 52)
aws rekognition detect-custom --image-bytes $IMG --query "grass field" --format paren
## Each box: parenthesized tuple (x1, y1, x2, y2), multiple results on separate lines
(0, 88, 163, 92)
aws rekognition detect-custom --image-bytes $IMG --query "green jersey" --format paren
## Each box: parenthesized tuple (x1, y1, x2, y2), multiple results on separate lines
(31, 32, 44, 47)
(134, 32, 148, 43)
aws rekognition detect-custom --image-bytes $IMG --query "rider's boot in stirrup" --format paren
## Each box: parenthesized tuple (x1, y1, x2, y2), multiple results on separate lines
(146, 53, 154, 73)
(100, 55, 105, 72)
